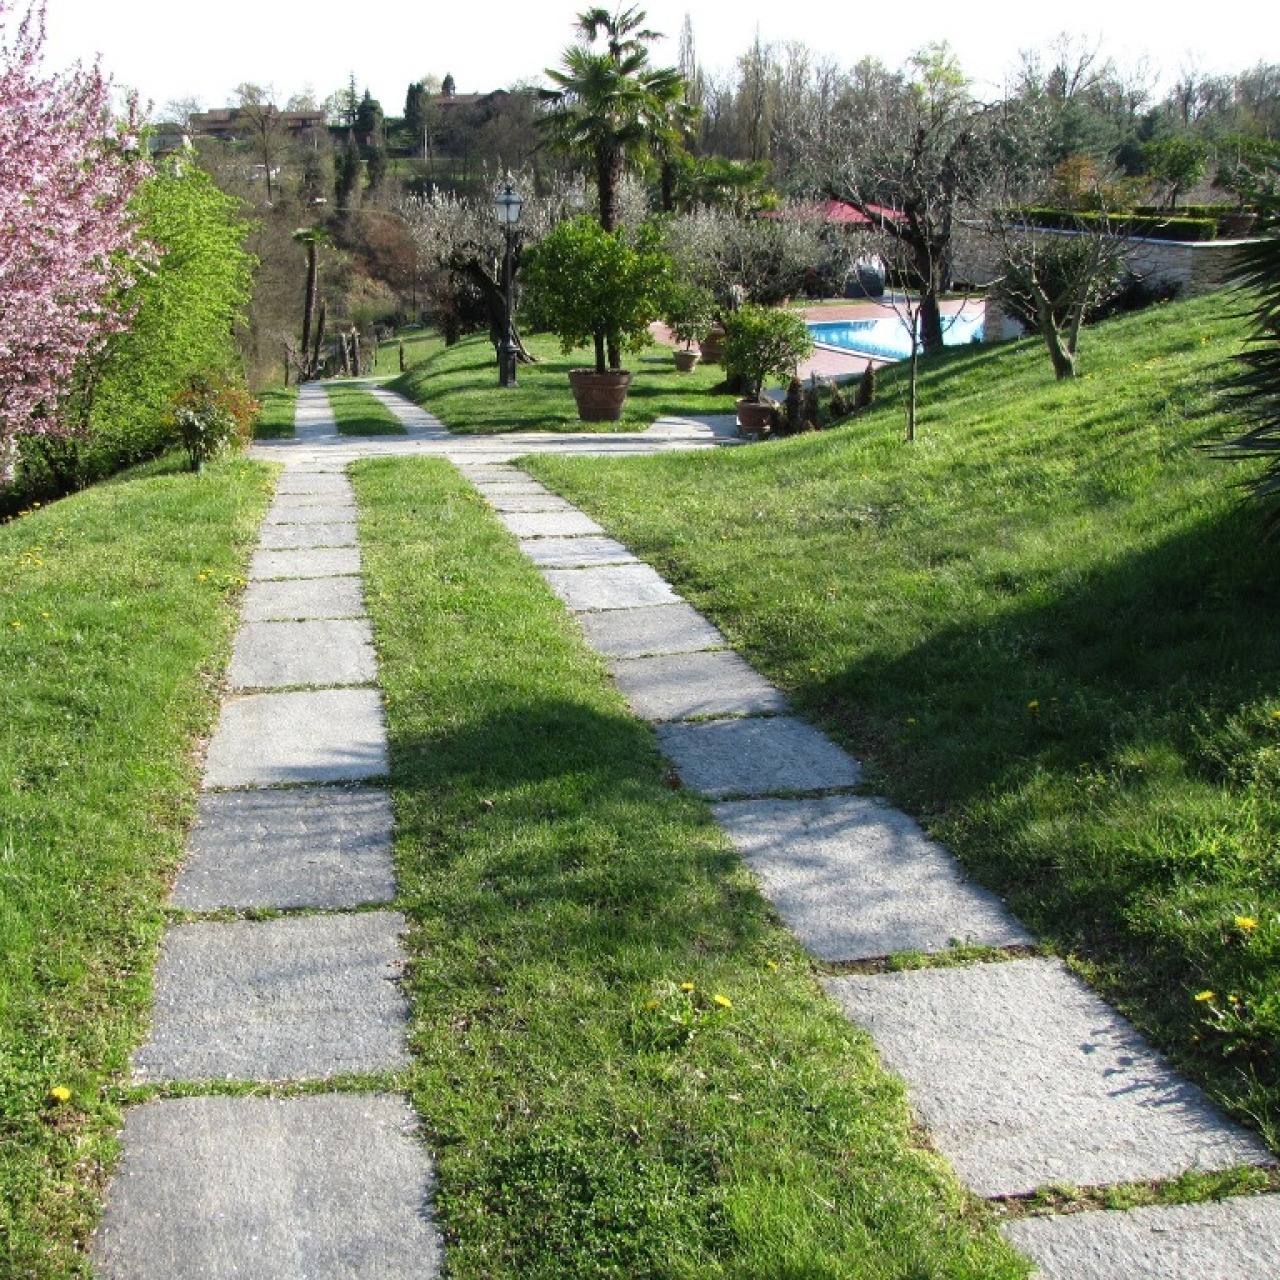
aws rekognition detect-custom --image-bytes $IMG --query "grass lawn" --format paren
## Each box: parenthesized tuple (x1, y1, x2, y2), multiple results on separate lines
(252, 386, 297, 440)
(507, 292, 1280, 1149)
(353, 456, 1026, 1278)
(324, 382, 408, 436)
(0, 455, 274, 1274)
(389, 330, 731, 433)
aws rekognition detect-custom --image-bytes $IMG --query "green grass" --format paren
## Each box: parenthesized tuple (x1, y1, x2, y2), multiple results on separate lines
(324, 383, 408, 436)
(389, 330, 731, 433)
(0, 454, 274, 1274)
(378, 324, 447, 374)
(252, 386, 297, 439)
(511, 292, 1280, 1148)
(352, 457, 1027, 1279)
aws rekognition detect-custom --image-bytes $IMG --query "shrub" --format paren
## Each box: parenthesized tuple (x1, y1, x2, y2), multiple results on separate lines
(170, 374, 257, 472)
(721, 304, 814, 404)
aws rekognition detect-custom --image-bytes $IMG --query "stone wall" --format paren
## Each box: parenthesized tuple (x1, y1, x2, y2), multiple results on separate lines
(955, 227, 1249, 301)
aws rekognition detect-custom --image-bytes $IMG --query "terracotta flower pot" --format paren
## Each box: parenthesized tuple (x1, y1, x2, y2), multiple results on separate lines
(735, 397, 778, 437)
(698, 323, 726, 364)
(568, 368, 633, 422)
(673, 348, 701, 372)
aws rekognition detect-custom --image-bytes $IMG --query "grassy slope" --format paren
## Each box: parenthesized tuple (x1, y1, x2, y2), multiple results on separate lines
(390, 330, 731, 433)
(519, 293, 1280, 1145)
(0, 457, 274, 1274)
(353, 458, 1025, 1279)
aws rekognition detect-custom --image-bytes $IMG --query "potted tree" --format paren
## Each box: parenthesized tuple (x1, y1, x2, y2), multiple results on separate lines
(523, 216, 671, 421)
(722, 303, 815, 436)
(663, 282, 715, 372)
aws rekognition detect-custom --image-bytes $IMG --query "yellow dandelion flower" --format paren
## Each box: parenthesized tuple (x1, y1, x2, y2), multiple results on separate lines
(1027, 700, 1040, 712)
(644, 999, 660, 1011)
(680, 982, 695, 992)
(1194, 990, 1215, 1002)
(766, 960, 779, 971)
(713, 994, 733, 1009)
(1236, 916, 1258, 931)
(1271, 710, 1280, 722)
(48, 1086, 71, 1103)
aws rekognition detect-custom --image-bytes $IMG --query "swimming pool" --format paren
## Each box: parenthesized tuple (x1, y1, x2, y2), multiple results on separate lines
(809, 311, 984, 361)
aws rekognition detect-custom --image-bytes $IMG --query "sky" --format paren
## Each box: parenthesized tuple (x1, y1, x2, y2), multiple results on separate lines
(37, 0, 1280, 121)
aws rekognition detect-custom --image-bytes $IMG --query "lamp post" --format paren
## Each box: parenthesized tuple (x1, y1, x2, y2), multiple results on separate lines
(493, 181, 523, 388)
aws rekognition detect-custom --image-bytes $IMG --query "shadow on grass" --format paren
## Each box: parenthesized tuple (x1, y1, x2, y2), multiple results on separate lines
(788, 501, 1280, 1132)
(387, 693, 767, 967)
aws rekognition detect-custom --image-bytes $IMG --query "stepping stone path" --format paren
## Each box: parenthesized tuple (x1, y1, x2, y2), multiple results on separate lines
(94, 383, 1280, 1277)
(93, 388, 443, 1278)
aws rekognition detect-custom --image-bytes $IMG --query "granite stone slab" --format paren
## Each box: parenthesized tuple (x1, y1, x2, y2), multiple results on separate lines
(94, 1094, 442, 1279)
(240, 576, 366, 621)
(1001, 1197, 1280, 1279)
(172, 787, 396, 911)
(657, 716, 861, 798)
(824, 958, 1274, 1197)
(713, 795, 1033, 960)
(468, 480, 553, 495)
(257, 521, 358, 550)
(484, 492, 576, 513)
(274, 472, 353, 496)
(541, 563, 681, 611)
(270, 490, 355, 509)
(499, 511, 604, 538)
(576, 603, 728, 657)
(265, 502, 358, 524)
(520, 536, 636, 568)
(203, 688, 388, 787)
(610, 650, 788, 722)
(227, 618, 378, 690)
(132, 912, 411, 1082)
(249, 547, 362, 581)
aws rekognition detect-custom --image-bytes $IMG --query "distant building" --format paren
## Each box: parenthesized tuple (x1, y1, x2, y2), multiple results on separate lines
(189, 107, 327, 142)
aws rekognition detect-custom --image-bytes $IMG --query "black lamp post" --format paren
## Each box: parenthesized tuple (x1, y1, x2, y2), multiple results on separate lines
(493, 181, 523, 388)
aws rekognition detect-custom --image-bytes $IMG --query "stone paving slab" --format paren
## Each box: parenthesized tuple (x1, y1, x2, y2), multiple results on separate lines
(541, 563, 681, 611)
(1001, 1196, 1280, 1279)
(274, 472, 353, 496)
(172, 787, 396, 911)
(228, 618, 378, 690)
(520, 536, 636, 568)
(610, 650, 789, 722)
(257, 521, 358, 550)
(250, 547, 362, 581)
(94, 1094, 442, 1279)
(499, 510, 604, 538)
(657, 716, 861, 798)
(714, 795, 1033, 960)
(241, 576, 366, 621)
(203, 688, 388, 788)
(270, 490, 354, 509)
(132, 912, 411, 1082)
(485, 492, 577, 513)
(468, 479, 554, 494)
(265, 502, 358, 524)
(576, 603, 728, 656)
(823, 958, 1274, 1198)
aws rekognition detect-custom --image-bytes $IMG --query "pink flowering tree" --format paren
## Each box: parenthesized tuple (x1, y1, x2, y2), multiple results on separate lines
(0, 0, 150, 460)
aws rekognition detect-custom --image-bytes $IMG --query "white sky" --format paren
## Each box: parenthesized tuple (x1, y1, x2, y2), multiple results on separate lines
(37, 0, 1280, 120)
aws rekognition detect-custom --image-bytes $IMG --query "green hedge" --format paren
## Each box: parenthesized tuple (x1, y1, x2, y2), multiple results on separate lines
(1016, 207, 1220, 242)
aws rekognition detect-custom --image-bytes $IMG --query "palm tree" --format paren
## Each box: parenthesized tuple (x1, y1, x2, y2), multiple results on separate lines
(539, 6, 686, 234)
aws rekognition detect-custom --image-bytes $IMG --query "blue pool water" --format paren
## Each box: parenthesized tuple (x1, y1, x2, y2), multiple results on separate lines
(809, 311, 984, 361)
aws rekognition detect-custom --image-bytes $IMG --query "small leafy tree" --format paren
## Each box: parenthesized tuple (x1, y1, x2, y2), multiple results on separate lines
(722, 303, 814, 404)
(662, 281, 714, 350)
(522, 215, 671, 374)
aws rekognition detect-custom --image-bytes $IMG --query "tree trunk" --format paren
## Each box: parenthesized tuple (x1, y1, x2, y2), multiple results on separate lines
(907, 340, 919, 442)
(300, 242, 318, 375)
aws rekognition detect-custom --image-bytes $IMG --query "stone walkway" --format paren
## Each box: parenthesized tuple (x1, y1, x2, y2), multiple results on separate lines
(93, 383, 1280, 1278)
